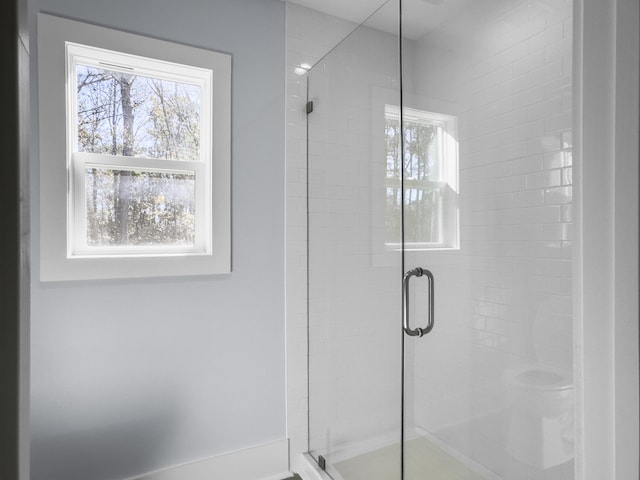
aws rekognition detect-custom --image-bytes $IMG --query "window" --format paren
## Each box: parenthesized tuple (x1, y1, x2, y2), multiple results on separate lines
(38, 14, 231, 280)
(384, 105, 459, 250)
(68, 44, 211, 256)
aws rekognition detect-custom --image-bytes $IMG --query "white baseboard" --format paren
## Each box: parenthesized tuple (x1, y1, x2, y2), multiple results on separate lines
(125, 438, 290, 480)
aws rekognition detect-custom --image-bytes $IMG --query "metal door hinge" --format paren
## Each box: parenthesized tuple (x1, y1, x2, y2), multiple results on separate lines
(306, 101, 314, 114)
(318, 455, 326, 470)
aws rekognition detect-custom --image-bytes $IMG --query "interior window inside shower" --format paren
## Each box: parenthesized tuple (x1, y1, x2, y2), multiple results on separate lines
(384, 105, 459, 250)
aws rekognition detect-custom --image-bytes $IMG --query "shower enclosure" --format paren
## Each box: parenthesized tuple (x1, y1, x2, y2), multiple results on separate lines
(306, 0, 575, 479)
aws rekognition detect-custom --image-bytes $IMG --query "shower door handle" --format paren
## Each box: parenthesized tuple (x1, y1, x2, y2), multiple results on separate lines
(403, 267, 434, 337)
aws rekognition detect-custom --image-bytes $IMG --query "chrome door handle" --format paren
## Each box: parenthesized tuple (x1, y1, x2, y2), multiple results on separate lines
(403, 267, 434, 337)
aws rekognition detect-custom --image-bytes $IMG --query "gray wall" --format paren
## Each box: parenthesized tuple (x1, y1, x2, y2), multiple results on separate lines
(29, 1, 286, 479)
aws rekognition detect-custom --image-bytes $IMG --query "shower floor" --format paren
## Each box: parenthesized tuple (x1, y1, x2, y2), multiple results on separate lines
(330, 436, 487, 480)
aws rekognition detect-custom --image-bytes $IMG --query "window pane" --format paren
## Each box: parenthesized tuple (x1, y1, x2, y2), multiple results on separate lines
(403, 186, 442, 244)
(77, 64, 201, 161)
(385, 114, 444, 244)
(86, 167, 196, 247)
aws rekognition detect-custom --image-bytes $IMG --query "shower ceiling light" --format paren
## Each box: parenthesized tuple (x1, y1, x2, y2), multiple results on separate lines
(295, 63, 311, 75)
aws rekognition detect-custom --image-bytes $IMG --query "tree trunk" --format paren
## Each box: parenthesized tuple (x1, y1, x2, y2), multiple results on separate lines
(116, 74, 135, 244)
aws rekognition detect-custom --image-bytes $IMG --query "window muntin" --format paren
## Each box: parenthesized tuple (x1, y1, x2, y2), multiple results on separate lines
(385, 105, 459, 250)
(66, 43, 212, 257)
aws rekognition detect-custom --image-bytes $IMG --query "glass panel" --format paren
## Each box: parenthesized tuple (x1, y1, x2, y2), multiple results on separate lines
(76, 64, 201, 161)
(307, 1, 403, 478)
(85, 167, 195, 246)
(401, 1, 574, 479)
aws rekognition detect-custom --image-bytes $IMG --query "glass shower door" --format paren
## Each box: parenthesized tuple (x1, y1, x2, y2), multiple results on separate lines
(307, 0, 574, 479)
(306, 1, 404, 479)
(401, 1, 575, 479)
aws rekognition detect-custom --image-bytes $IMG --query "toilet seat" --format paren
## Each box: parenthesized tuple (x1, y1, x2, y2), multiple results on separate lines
(506, 363, 572, 391)
(505, 305, 574, 469)
(505, 363, 574, 468)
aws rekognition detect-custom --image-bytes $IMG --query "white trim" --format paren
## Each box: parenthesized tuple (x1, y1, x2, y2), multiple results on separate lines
(123, 439, 290, 480)
(613, 2, 640, 478)
(67, 42, 214, 84)
(37, 13, 231, 281)
(576, 0, 639, 478)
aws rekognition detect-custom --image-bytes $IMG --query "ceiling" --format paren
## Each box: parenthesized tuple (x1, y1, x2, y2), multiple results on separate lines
(285, 0, 472, 40)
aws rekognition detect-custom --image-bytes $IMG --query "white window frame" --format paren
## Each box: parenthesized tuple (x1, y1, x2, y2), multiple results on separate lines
(67, 43, 212, 257)
(38, 13, 231, 281)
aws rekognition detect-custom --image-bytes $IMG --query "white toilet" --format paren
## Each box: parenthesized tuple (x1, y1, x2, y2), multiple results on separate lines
(505, 311, 574, 469)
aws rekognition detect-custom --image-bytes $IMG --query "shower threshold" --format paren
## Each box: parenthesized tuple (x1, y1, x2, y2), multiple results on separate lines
(332, 436, 491, 480)
(307, 432, 497, 480)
